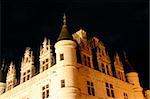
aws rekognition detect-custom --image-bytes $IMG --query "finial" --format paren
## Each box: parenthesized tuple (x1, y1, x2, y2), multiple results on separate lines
(63, 13, 67, 27)
(43, 37, 47, 47)
(10, 61, 13, 66)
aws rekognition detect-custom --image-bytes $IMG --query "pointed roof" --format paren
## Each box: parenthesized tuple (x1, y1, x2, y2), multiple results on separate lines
(57, 13, 73, 41)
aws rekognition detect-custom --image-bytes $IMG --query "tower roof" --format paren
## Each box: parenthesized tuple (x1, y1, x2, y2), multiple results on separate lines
(57, 13, 73, 41)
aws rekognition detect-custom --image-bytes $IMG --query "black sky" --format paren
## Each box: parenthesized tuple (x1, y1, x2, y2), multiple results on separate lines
(1, 0, 149, 89)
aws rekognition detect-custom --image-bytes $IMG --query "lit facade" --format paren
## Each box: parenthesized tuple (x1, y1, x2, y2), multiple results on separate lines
(0, 14, 149, 99)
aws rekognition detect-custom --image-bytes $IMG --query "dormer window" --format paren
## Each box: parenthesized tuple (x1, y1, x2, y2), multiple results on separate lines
(46, 59, 49, 62)
(41, 58, 49, 72)
(43, 61, 45, 64)
(22, 69, 31, 83)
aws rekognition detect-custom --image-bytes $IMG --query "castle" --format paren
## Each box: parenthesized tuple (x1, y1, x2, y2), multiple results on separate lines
(0, 14, 149, 99)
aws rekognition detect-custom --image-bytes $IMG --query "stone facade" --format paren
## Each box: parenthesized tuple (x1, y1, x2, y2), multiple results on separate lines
(0, 14, 149, 99)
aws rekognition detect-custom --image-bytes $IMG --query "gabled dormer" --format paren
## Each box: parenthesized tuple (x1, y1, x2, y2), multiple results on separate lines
(39, 37, 55, 72)
(114, 52, 125, 81)
(20, 47, 35, 83)
(73, 29, 93, 68)
(89, 37, 112, 75)
(72, 29, 87, 44)
(6, 62, 17, 91)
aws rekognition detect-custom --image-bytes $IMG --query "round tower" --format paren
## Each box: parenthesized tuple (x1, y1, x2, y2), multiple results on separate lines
(0, 60, 6, 95)
(54, 14, 80, 99)
(145, 90, 150, 99)
(124, 51, 144, 99)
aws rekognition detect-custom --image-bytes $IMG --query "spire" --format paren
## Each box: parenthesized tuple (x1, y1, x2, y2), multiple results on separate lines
(123, 51, 136, 73)
(63, 13, 67, 27)
(57, 13, 73, 41)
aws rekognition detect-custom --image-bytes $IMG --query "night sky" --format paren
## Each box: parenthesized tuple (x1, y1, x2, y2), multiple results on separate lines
(1, 0, 149, 89)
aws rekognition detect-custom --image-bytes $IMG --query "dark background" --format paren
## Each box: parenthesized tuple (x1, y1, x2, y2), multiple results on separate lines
(1, 0, 149, 89)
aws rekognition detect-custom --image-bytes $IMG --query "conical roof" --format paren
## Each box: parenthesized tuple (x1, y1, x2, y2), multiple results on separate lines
(57, 13, 73, 41)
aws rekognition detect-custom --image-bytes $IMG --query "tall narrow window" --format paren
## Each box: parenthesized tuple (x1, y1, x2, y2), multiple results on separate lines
(106, 83, 115, 97)
(61, 80, 65, 88)
(101, 63, 105, 73)
(87, 81, 91, 95)
(87, 57, 91, 68)
(87, 81, 95, 96)
(7, 80, 13, 91)
(106, 65, 110, 75)
(60, 54, 64, 61)
(23, 77, 25, 82)
(42, 84, 49, 99)
(91, 82, 95, 96)
(83, 55, 86, 66)
(124, 92, 128, 99)
(22, 69, 31, 83)
(27, 75, 30, 80)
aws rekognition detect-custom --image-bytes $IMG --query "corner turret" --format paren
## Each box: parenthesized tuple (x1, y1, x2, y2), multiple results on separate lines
(54, 13, 80, 99)
(124, 51, 144, 99)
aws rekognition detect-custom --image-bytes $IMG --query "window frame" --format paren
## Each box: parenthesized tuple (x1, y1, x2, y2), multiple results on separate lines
(105, 83, 115, 98)
(87, 81, 95, 96)
(61, 80, 65, 88)
(60, 54, 64, 61)
(42, 84, 49, 99)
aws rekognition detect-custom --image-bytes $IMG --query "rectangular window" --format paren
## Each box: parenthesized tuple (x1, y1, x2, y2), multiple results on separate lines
(42, 66, 45, 71)
(42, 84, 49, 99)
(27, 75, 30, 80)
(23, 77, 25, 82)
(61, 80, 65, 88)
(22, 69, 31, 83)
(7, 80, 13, 91)
(101, 63, 105, 73)
(87, 81, 95, 96)
(105, 83, 115, 98)
(60, 54, 64, 61)
(124, 92, 128, 99)
(87, 57, 91, 68)
(83, 55, 86, 66)
(87, 81, 91, 95)
(106, 65, 110, 75)
(43, 61, 45, 65)
(23, 72, 26, 75)
(27, 70, 30, 73)
(46, 64, 48, 70)
(46, 58, 49, 62)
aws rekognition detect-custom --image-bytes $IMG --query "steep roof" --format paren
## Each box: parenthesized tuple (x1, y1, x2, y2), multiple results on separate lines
(57, 13, 73, 41)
